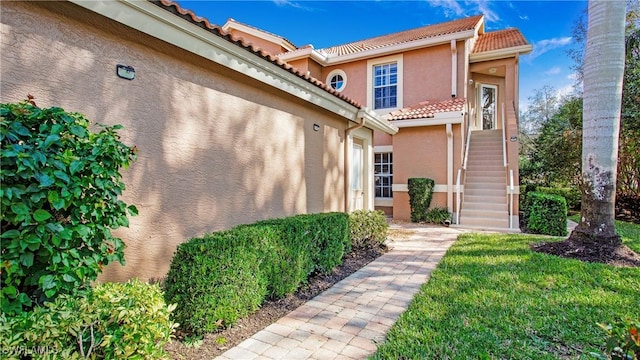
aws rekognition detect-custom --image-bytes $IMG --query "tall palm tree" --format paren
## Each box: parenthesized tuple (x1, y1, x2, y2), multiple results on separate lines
(569, 0, 626, 246)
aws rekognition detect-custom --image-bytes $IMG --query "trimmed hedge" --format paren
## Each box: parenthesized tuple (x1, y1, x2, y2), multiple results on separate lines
(163, 212, 349, 335)
(349, 210, 389, 248)
(0, 280, 176, 359)
(537, 186, 581, 211)
(524, 192, 568, 236)
(408, 178, 435, 222)
(520, 185, 581, 213)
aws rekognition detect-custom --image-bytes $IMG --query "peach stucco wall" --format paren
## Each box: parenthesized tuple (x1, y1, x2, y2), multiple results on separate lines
(391, 124, 463, 221)
(322, 42, 468, 111)
(1, 1, 350, 282)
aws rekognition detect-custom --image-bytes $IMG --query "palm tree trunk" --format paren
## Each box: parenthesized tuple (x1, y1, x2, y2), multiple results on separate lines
(570, 0, 626, 246)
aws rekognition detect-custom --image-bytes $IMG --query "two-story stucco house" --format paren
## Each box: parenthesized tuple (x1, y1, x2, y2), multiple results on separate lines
(223, 14, 532, 229)
(1, 0, 530, 282)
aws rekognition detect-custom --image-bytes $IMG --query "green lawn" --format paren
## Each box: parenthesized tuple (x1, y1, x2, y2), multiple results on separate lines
(568, 215, 640, 253)
(371, 229, 640, 359)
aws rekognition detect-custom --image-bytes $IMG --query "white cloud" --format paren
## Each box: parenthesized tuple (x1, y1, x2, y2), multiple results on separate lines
(556, 84, 576, 99)
(426, 0, 499, 22)
(428, 0, 465, 17)
(544, 66, 562, 76)
(475, 0, 500, 22)
(272, 0, 313, 10)
(519, 15, 529, 20)
(567, 72, 579, 80)
(528, 37, 573, 59)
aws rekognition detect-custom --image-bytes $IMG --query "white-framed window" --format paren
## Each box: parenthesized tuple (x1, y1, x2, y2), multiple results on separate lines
(367, 54, 403, 113)
(373, 63, 397, 109)
(374, 152, 393, 198)
(326, 69, 347, 92)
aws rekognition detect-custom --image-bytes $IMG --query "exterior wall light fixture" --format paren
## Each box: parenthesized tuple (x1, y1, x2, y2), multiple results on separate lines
(313, 123, 320, 131)
(116, 64, 135, 80)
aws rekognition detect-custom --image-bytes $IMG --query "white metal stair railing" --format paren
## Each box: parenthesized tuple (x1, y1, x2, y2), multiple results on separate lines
(456, 108, 474, 225)
(500, 102, 516, 230)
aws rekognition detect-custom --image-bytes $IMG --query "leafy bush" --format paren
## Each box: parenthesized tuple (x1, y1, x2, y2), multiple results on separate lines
(537, 186, 581, 211)
(519, 184, 539, 215)
(0, 279, 176, 359)
(408, 178, 435, 222)
(349, 210, 388, 248)
(162, 229, 268, 335)
(163, 212, 349, 336)
(425, 207, 451, 225)
(257, 212, 349, 275)
(0, 100, 137, 314)
(592, 318, 639, 360)
(524, 192, 568, 236)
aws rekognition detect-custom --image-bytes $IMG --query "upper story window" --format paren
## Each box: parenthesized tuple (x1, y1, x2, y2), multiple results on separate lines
(373, 63, 397, 109)
(326, 69, 347, 92)
(367, 54, 403, 113)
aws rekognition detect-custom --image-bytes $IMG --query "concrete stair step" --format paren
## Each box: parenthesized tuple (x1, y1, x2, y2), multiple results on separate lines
(463, 194, 507, 204)
(466, 165, 505, 172)
(468, 153, 503, 159)
(461, 209, 508, 219)
(470, 143, 502, 148)
(464, 190, 507, 198)
(465, 182, 505, 190)
(466, 174, 507, 183)
(462, 201, 507, 211)
(466, 170, 505, 177)
(460, 215, 509, 229)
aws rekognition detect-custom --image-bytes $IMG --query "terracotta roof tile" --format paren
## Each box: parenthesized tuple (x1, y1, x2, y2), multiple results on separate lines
(319, 15, 483, 56)
(472, 28, 529, 53)
(224, 18, 298, 49)
(149, 0, 362, 108)
(387, 98, 466, 121)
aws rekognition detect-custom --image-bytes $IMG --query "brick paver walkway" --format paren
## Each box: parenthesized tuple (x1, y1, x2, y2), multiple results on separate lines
(216, 224, 467, 360)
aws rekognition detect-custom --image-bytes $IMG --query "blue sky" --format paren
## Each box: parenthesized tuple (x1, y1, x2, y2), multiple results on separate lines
(180, 0, 588, 110)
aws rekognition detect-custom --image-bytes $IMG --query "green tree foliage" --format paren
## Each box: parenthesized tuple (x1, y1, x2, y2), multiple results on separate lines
(0, 99, 137, 315)
(521, 3, 639, 198)
(619, 10, 640, 197)
(527, 96, 583, 187)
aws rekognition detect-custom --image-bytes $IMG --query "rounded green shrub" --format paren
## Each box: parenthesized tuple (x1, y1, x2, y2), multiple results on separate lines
(537, 186, 581, 211)
(163, 230, 269, 335)
(349, 210, 388, 248)
(0, 100, 137, 315)
(525, 192, 568, 236)
(0, 279, 176, 359)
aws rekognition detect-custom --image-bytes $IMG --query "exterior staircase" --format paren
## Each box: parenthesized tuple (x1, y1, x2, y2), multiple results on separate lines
(459, 129, 510, 229)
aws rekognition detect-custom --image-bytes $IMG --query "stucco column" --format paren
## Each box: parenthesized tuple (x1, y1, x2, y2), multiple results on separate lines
(446, 123, 453, 211)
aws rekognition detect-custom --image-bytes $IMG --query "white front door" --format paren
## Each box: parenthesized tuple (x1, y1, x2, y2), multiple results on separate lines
(351, 142, 364, 211)
(479, 84, 498, 130)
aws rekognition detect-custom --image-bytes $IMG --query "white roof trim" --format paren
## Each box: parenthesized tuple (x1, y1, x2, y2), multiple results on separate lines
(221, 19, 297, 52)
(470, 45, 533, 63)
(391, 110, 464, 128)
(278, 30, 476, 67)
(277, 46, 329, 63)
(323, 30, 476, 66)
(68, 0, 397, 135)
(358, 108, 399, 135)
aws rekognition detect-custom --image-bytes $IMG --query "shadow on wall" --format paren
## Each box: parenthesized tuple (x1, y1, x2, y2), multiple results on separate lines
(0, 1, 346, 282)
